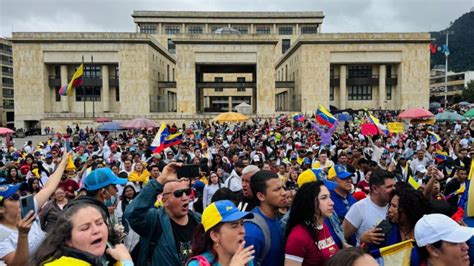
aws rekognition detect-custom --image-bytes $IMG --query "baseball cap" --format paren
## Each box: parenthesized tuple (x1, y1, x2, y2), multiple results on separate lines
(297, 169, 337, 190)
(83, 168, 128, 191)
(415, 213, 474, 247)
(253, 154, 260, 162)
(0, 183, 22, 202)
(328, 164, 352, 180)
(202, 200, 254, 232)
(45, 153, 53, 159)
(416, 164, 427, 174)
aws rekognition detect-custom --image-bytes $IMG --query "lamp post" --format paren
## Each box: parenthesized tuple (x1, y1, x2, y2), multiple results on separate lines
(444, 27, 454, 109)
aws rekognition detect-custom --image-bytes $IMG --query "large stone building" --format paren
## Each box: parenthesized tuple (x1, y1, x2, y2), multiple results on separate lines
(429, 67, 474, 103)
(0, 38, 14, 128)
(10, 11, 431, 130)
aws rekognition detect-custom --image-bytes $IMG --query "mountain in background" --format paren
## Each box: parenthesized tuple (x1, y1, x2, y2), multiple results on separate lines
(430, 9, 474, 72)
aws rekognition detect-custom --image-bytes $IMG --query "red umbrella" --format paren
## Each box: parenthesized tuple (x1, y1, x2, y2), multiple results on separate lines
(121, 118, 158, 129)
(0, 127, 15, 135)
(398, 108, 434, 119)
(96, 117, 112, 123)
(361, 123, 379, 136)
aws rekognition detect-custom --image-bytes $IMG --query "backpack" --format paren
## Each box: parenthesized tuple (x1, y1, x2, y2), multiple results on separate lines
(245, 213, 271, 266)
(186, 255, 211, 266)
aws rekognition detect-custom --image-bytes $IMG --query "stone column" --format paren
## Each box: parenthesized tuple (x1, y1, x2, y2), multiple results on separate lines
(102, 65, 109, 112)
(379, 65, 386, 109)
(60, 65, 69, 112)
(250, 24, 254, 34)
(339, 65, 347, 109)
(296, 24, 299, 35)
(158, 23, 162, 34)
(228, 96, 233, 111)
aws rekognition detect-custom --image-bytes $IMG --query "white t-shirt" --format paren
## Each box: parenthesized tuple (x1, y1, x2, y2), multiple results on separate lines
(0, 199, 46, 260)
(344, 196, 388, 242)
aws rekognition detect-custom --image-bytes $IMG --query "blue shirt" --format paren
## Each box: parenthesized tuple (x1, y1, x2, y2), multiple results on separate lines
(329, 189, 357, 220)
(187, 251, 255, 266)
(244, 207, 284, 266)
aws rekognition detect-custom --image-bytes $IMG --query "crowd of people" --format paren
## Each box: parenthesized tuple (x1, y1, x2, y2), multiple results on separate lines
(0, 110, 473, 266)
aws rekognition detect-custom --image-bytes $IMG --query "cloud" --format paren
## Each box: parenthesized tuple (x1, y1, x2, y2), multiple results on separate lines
(0, 0, 472, 37)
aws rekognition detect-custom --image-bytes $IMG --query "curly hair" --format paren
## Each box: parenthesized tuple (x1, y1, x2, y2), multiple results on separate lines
(31, 202, 118, 265)
(285, 180, 324, 240)
(391, 182, 430, 229)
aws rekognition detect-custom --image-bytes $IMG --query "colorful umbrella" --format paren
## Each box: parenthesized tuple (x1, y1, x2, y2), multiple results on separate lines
(398, 108, 434, 119)
(463, 108, 474, 118)
(0, 127, 15, 135)
(435, 111, 466, 122)
(96, 117, 112, 123)
(121, 118, 158, 129)
(458, 101, 470, 106)
(336, 113, 352, 121)
(212, 112, 249, 123)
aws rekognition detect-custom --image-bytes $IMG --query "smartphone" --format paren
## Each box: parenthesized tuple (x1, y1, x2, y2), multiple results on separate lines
(176, 165, 200, 178)
(376, 219, 392, 237)
(20, 195, 35, 219)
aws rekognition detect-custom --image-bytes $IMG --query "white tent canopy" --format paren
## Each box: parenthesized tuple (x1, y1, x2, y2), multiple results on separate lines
(234, 102, 252, 114)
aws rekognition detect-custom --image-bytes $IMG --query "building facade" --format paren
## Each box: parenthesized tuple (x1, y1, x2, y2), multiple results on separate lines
(430, 69, 474, 103)
(0, 38, 14, 128)
(11, 11, 431, 130)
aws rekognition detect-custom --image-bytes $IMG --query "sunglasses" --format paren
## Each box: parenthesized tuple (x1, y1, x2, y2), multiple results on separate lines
(164, 188, 192, 198)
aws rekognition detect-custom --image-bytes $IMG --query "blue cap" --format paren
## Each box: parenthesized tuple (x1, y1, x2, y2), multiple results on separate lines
(0, 183, 21, 201)
(328, 164, 353, 180)
(83, 168, 128, 191)
(303, 157, 311, 165)
(45, 153, 53, 159)
(202, 200, 254, 232)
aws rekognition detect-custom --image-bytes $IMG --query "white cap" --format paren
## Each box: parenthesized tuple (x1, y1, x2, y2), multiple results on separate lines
(312, 144, 320, 150)
(253, 154, 260, 162)
(415, 214, 474, 247)
(416, 164, 427, 174)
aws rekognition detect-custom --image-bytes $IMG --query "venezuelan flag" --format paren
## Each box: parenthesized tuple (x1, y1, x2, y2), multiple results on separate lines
(370, 240, 414, 266)
(151, 123, 183, 154)
(293, 113, 305, 122)
(63, 64, 84, 96)
(407, 176, 420, 190)
(315, 104, 336, 127)
(368, 113, 389, 135)
(427, 131, 441, 144)
(434, 151, 449, 163)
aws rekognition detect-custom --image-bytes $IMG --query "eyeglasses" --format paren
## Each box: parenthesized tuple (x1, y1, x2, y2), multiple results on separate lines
(163, 188, 192, 198)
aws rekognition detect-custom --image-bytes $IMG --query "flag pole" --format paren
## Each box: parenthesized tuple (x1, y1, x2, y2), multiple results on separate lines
(444, 31, 449, 109)
(82, 55, 86, 118)
(91, 55, 95, 118)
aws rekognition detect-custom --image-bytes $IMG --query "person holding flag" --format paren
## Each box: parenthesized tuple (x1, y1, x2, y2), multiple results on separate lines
(312, 105, 339, 147)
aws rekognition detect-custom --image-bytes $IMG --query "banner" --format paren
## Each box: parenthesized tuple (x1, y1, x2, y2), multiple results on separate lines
(387, 122, 404, 133)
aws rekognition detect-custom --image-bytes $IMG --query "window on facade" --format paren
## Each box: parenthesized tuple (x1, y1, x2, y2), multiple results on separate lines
(282, 39, 291, 54)
(210, 25, 227, 32)
(348, 65, 372, 78)
(215, 77, 223, 82)
(233, 26, 249, 34)
(237, 77, 246, 83)
(3, 99, 13, 109)
(164, 25, 180, 34)
(114, 66, 119, 79)
(330, 86, 334, 101)
(386, 65, 393, 78)
(278, 26, 293, 35)
(348, 85, 372, 100)
(188, 25, 203, 34)
(0, 55, 12, 65)
(168, 39, 176, 54)
(116, 87, 120, 101)
(301, 25, 318, 34)
(330, 65, 335, 78)
(84, 65, 101, 78)
(2, 66, 13, 76)
(2, 77, 13, 86)
(76, 87, 101, 101)
(256, 26, 271, 34)
(55, 86, 61, 102)
(2, 88, 13, 98)
(386, 85, 392, 100)
(140, 24, 157, 34)
(0, 43, 12, 53)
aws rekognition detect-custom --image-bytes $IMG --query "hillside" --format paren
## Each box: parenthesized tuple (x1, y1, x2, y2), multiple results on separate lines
(430, 10, 474, 72)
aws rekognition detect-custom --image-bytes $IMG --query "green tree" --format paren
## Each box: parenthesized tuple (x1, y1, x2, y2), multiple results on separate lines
(462, 81, 474, 102)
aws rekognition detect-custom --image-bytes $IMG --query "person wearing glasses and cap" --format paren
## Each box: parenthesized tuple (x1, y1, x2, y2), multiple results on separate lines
(0, 151, 69, 265)
(187, 200, 255, 266)
(125, 163, 202, 266)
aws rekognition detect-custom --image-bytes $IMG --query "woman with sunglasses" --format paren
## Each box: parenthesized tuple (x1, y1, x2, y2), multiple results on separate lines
(188, 200, 255, 266)
(0, 151, 69, 265)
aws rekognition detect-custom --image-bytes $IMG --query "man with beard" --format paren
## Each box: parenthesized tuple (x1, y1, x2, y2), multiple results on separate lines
(125, 163, 201, 266)
(238, 165, 259, 211)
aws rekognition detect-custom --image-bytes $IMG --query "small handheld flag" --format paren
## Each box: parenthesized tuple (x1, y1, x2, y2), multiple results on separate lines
(292, 113, 305, 122)
(427, 131, 441, 144)
(408, 176, 420, 190)
(151, 123, 183, 154)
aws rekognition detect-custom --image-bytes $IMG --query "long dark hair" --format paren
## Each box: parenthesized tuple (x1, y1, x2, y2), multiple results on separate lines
(391, 182, 430, 230)
(120, 185, 137, 213)
(286, 180, 324, 240)
(190, 223, 223, 264)
(31, 202, 117, 265)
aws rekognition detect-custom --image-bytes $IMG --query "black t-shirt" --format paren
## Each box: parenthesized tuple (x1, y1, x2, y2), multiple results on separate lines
(170, 214, 198, 264)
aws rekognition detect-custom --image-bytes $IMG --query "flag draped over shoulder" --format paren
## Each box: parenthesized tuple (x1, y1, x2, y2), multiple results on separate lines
(370, 240, 414, 266)
(466, 158, 474, 216)
(59, 64, 84, 96)
(315, 104, 336, 127)
(151, 123, 183, 154)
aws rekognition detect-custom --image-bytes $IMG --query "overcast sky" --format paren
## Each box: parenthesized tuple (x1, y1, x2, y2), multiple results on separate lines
(1, 0, 472, 38)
